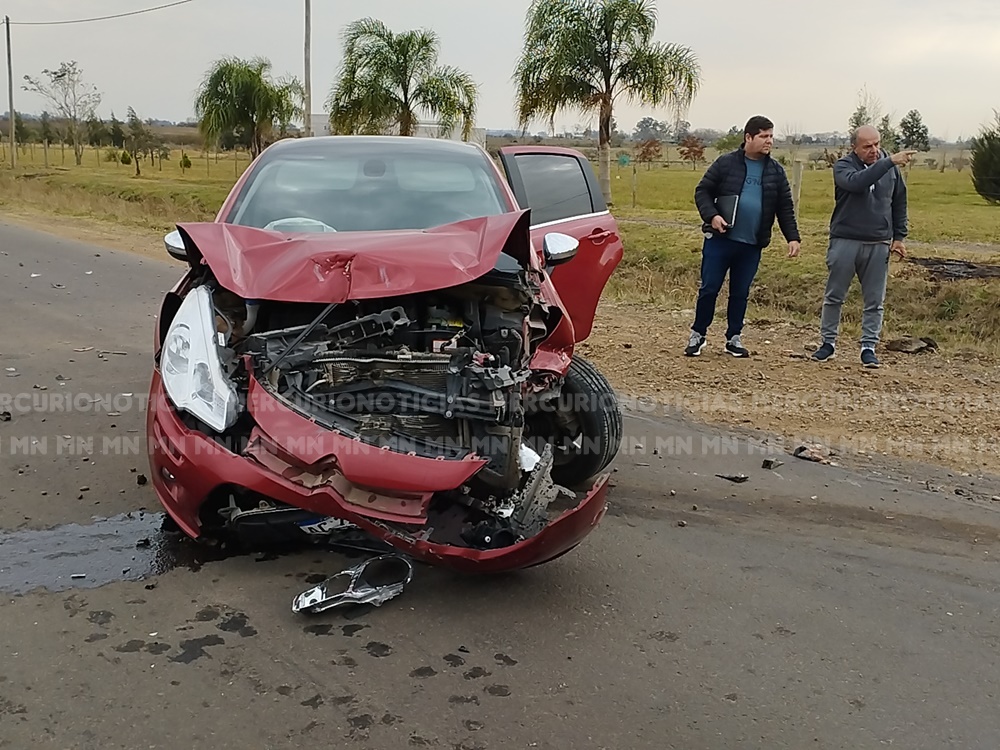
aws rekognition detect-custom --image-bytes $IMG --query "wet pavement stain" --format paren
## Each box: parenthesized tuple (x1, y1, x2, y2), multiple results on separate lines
(170, 635, 225, 664)
(485, 685, 511, 697)
(88, 610, 115, 626)
(494, 653, 518, 666)
(342, 624, 367, 637)
(305, 624, 334, 636)
(0, 512, 231, 595)
(114, 640, 146, 653)
(216, 612, 258, 638)
(300, 694, 324, 709)
(444, 654, 466, 668)
(463, 667, 491, 680)
(365, 641, 392, 658)
(114, 639, 171, 655)
(410, 666, 437, 679)
(348, 714, 374, 739)
(195, 606, 221, 622)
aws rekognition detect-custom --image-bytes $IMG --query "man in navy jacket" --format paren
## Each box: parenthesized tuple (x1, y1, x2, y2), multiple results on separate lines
(686, 115, 801, 358)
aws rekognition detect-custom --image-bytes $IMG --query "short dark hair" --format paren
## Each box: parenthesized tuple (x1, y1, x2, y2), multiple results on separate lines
(744, 116, 774, 138)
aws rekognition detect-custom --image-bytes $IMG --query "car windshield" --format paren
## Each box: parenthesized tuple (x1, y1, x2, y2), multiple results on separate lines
(226, 138, 509, 233)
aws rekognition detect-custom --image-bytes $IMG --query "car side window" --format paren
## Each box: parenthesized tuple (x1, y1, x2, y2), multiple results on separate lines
(512, 154, 599, 226)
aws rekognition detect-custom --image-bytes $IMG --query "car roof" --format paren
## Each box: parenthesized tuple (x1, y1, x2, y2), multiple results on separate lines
(263, 134, 487, 158)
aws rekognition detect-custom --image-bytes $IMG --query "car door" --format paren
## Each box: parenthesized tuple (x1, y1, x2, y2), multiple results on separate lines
(497, 146, 623, 343)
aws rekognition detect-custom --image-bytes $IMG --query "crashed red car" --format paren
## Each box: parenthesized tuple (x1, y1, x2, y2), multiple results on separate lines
(146, 135, 624, 573)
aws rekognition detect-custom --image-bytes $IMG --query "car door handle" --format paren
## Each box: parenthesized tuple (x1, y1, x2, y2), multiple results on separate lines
(587, 229, 612, 244)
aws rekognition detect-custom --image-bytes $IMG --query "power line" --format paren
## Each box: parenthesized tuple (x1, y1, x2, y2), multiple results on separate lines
(10, 0, 195, 26)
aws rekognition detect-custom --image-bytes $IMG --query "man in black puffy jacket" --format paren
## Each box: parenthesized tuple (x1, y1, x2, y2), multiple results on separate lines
(685, 115, 801, 358)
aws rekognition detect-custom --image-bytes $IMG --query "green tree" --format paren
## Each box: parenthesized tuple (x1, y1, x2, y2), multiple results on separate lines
(126, 107, 153, 176)
(514, 0, 701, 204)
(714, 126, 742, 153)
(194, 56, 303, 159)
(899, 109, 930, 152)
(632, 116, 670, 142)
(878, 114, 900, 153)
(109, 112, 125, 148)
(327, 18, 478, 140)
(970, 110, 1000, 205)
(39, 111, 55, 144)
(86, 117, 110, 148)
(14, 113, 31, 146)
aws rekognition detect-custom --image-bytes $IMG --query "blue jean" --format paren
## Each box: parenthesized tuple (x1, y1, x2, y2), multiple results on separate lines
(692, 236, 763, 339)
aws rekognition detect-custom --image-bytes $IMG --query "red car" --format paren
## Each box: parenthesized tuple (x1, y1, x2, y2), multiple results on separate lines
(147, 135, 624, 573)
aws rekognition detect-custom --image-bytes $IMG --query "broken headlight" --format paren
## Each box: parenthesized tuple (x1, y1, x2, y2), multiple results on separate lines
(162, 285, 239, 432)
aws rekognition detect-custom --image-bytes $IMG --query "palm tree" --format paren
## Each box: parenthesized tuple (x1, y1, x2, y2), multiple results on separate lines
(514, 0, 702, 204)
(327, 18, 478, 140)
(194, 56, 303, 159)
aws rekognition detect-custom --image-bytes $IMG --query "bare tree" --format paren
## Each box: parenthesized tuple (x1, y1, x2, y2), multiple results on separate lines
(23, 61, 102, 167)
(848, 85, 883, 132)
(781, 122, 804, 161)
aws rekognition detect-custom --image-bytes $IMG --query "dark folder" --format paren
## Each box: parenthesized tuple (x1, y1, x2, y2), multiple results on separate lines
(714, 195, 739, 227)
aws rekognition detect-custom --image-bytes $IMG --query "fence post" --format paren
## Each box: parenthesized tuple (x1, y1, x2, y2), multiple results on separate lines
(631, 160, 637, 209)
(792, 159, 804, 221)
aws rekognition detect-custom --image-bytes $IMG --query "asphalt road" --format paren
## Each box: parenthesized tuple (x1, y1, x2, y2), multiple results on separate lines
(2, 220, 1000, 749)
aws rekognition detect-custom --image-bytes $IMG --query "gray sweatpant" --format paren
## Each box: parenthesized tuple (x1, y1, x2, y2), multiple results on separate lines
(819, 237, 889, 349)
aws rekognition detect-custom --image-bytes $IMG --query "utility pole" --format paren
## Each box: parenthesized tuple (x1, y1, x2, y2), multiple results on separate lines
(303, 0, 312, 137)
(4, 16, 14, 168)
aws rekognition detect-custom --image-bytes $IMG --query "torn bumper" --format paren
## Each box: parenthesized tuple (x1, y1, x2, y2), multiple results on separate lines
(146, 368, 609, 573)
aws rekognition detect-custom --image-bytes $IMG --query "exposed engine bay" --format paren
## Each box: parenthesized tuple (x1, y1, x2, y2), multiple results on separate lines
(180, 253, 585, 552)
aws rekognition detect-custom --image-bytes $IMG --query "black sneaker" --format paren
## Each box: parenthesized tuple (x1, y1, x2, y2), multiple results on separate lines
(861, 348, 880, 368)
(811, 343, 835, 361)
(684, 331, 706, 356)
(725, 334, 749, 358)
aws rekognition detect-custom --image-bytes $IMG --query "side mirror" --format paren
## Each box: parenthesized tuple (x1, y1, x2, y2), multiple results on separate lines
(164, 230, 187, 261)
(542, 232, 579, 267)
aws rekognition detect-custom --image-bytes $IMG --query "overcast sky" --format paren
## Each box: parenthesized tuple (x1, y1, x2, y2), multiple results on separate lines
(5, 0, 999, 139)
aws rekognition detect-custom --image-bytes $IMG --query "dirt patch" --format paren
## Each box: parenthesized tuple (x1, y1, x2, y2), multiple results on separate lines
(583, 300, 1000, 475)
(908, 257, 1000, 280)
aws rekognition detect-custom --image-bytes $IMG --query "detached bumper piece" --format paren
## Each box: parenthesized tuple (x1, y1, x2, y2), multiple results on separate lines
(292, 554, 414, 615)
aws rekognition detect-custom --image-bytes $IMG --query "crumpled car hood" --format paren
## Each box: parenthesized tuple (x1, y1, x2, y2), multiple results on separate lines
(175, 210, 532, 303)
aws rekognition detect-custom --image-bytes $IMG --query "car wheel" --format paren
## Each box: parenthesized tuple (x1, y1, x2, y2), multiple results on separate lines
(526, 356, 622, 487)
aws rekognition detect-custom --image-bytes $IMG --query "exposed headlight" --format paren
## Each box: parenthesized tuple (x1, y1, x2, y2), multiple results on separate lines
(161, 285, 239, 432)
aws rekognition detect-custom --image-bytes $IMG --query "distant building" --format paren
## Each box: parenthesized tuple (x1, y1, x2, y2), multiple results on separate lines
(308, 115, 331, 137)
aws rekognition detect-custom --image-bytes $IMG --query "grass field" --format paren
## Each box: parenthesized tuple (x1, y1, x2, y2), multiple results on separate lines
(1, 142, 999, 351)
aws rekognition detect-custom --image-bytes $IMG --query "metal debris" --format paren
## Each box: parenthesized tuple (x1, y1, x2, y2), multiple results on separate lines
(292, 554, 414, 615)
(762, 459, 784, 470)
(717, 473, 749, 484)
(793, 444, 831, 464)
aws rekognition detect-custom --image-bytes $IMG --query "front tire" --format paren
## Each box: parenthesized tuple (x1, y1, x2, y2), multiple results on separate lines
(527, 356, 623, 487)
